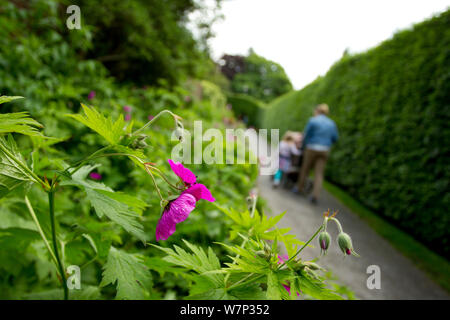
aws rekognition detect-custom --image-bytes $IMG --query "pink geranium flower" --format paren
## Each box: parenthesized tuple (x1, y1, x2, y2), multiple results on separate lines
(277, 254, 300, 296)
(125, 114, 132, 121)
(123, 105, 132, 112)
(88, 91, 96, 100)
(148, 115, 154, 121)
(89, 172, 102, 180)
(167, 159, 197, 185)
(155, 160, 215, 241)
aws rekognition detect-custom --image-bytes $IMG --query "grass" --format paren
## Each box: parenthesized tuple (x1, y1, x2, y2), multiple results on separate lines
(323, 180, 450, 294)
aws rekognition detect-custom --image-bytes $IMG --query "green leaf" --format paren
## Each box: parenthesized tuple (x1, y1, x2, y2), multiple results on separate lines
(152, 240, 224, 287)
(67, 104, 125, 145)
(101, 247, 152, 300)
(142, 256, 185, 277)
(0, 96, 24, 105)
(296, 272, 344, 300)
(85, 188, 147, 242)
(0, 135, 37, 199)
(187, 288, 237, 300)
(0, 112, 44, 137)
(62, 165, 147, 242)
(266, 270, 282, 300)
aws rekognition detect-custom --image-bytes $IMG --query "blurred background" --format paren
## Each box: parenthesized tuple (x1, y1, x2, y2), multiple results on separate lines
(0, 0, 448, 299)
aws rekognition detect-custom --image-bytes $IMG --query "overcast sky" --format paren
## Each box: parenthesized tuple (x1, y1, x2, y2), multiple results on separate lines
(208, 0, 449, 89)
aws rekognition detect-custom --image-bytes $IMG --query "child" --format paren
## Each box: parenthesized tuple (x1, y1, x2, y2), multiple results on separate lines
(273, 131, 301, 188)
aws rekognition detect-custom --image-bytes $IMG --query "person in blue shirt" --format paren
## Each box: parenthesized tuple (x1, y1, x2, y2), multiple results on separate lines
(295, 104, 338, 204)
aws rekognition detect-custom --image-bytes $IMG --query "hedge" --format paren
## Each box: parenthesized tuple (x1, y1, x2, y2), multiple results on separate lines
(262, 10, 450, 258)
(227, 93, 266, 127)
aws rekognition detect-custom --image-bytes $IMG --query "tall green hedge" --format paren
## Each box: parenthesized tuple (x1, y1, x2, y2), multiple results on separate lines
(227, 93, 266, 127)
(262, 10, 450, 258)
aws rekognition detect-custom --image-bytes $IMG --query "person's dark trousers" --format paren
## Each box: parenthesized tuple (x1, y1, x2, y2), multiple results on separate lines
(297, 148, 329, 200)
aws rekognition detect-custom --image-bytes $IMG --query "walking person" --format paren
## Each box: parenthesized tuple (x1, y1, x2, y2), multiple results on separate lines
(295, 104, 338, 204)
(273, 131, 301, 188)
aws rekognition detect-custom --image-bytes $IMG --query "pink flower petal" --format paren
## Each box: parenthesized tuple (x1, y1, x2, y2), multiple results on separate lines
(89, 172, 102, 180)
(185, 184, 215, 202)
(123, 105, 132, 112)
(277, 254, 289, 264)
(88, 91, 96, 100)
(165, 193, 197, 224)
(155, 193, 197, 241)
(155, 213, 176, 241)
(167, 159, 196, 185)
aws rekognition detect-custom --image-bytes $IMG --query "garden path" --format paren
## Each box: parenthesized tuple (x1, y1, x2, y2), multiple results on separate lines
(257, 175, 449, 299)
(248, 131, 448, 299)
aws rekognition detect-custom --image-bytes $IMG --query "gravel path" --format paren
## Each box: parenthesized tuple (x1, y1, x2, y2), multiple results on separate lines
(257, 174, 449, 300)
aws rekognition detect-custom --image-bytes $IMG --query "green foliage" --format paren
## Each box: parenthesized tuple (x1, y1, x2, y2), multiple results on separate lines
(101, 247, 152, 299)
(262, 10, 450, 258)
(67, 104, 126, 145)
(225, 50, 293, 103)
(227, 93, 266, 127)
(75, 0, 221, 85)
(0, 1, 351, 300)
(0, 135, 37, 198)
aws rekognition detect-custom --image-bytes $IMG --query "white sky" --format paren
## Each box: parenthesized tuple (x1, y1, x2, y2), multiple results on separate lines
(208, 0, 450, 89)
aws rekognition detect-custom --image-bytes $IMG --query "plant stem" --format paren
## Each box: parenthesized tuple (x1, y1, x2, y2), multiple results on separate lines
(132, 110, 179, 135)
(48, 190, 69, 300)
(228, 274, 264, 291)
(24, 196, 59, 267)
(277, 224, 324, 270)
(67, 145, 112, 176)
(329, 217, 343, 233)
(146, 165, 185, 191)
(144, 165, 165, 204)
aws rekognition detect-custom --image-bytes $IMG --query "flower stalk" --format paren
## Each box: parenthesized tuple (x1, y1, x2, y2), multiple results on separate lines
(48, 188, 69, 300)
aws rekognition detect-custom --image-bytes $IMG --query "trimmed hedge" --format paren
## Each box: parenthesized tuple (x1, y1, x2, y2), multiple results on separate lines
(227, 93, 266, 127)
(262, 10, 450, 258)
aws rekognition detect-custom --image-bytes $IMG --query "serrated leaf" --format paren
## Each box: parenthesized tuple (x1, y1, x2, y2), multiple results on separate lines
(296, 271, 344, 300)
(101, 247, 152, 300)
(67, 104, 125, 145)
(152, 240, 224, 287)
(142, 256, 185, 277)
(187, 288, 237, 300)
(0, 135, 37, 198)
(62, 165, 147, 241)
(0, 112, 44, 137)
(266, 270, 282, 300)
(86, 188, 147, 242)
(0, 96, 23, 104)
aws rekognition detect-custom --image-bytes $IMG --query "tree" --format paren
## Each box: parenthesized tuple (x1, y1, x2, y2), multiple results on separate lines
(220, 49, 293, 102)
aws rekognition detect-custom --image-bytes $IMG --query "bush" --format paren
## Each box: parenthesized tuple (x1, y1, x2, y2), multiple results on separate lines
(262, 10, 450, 258)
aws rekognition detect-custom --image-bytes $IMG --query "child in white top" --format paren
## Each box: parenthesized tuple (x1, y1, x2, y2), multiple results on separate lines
(273, 132, 301, 188)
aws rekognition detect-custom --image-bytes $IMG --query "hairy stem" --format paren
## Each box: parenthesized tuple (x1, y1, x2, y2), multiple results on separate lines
(329, 217, 343, 233)
(48, 190, 68, 300)
(132, 110, 179, 136)
(24, 196, 58, 267)
(277, 224, 324, 270)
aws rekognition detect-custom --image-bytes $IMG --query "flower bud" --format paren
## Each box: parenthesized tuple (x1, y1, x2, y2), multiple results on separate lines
(174, 120, 184, 142)
(131, 134, 148, 149)
(303, 261, 321, 270)
(318, 231, 331, 254)
(175, 127, 184, 142)
(337, 232, 359, 257)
